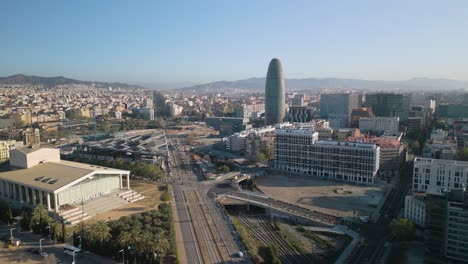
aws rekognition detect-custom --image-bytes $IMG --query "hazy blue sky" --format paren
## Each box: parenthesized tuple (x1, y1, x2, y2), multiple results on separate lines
(1, 0, 467, 84)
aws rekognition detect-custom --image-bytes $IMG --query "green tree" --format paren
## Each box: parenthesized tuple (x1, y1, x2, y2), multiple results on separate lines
(411, 141, 421, 154)
(255, 153, 267, 163)
(20, 211, 32, 231)
(31, 204, 50, 234)
(62, 221, 67, 243)
(155, 238, 171, 256)
(88, 221, 111, 245)
(458, 148, 468, 161)
(265, 146, 274, 161)
(218, 165, 231, 173)
(259, 244, 281, 264)
(390, 218, 415, 241)
(6, 207, 13, 224)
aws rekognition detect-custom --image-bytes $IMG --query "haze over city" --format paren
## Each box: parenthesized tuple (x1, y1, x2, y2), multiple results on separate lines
(2, 0, 468, 86)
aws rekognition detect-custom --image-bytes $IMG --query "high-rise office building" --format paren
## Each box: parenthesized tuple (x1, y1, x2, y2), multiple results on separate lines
(320, 93, 362, 127)
(265, 58, 286, 125)
(288, 106, 314, 123)
(364, 93, 411, 122)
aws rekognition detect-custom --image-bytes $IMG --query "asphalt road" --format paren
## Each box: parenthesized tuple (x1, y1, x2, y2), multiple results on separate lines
(348, 162, 413, 264)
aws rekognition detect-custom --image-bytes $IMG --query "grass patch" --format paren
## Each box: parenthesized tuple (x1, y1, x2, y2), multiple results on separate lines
(231, 217, 263, 263)
(277, 223, 308, 255)
(296, 227, 332, 249)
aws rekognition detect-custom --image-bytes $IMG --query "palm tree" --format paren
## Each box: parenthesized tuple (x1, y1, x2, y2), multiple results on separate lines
(31, 204, 48, 225)
(119, 229, 143, 264)
(155, 238, 171, 256)
(89, 221, 111, 245)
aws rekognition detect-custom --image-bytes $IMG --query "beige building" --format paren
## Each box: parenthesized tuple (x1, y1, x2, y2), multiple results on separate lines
(0, 141, 9, 161)
(22, 128, 40, 146)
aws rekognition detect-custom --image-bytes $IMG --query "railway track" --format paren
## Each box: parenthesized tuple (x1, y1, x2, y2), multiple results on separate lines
(184, 189, 230, 263)
(233, 215, 315, 264)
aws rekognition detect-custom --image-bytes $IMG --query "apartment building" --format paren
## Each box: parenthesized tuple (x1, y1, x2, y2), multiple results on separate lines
(404, 194, 426, 227)
(424, 189, 468, 262)
(274, 125, 380, 184)
(413, 157, 468, 193)
(0, 141, 9, 161)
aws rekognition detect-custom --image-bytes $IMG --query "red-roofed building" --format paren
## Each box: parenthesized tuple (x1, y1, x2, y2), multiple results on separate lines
(347, 135, 404, 176)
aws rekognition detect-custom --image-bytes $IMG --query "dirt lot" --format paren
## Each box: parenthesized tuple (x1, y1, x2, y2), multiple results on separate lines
(92, 180, 163, 222)
(255, 174, 388, 217)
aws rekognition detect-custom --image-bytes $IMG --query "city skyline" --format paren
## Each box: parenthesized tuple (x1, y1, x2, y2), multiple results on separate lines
(2, 1, 468, 84)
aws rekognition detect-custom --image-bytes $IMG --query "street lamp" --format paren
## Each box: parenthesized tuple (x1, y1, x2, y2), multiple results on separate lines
(39, 238, 45, 254)
(10, 228, 15, 240)
(77, 235, 82, 249)
(119, 249, 125, 264)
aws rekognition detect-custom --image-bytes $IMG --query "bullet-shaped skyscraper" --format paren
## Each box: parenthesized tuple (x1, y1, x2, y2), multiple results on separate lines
(265, 58, 286, 125)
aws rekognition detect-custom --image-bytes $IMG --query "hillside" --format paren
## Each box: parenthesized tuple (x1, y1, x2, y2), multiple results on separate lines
(0, 74, 144, 89)
(178, 77, 468, 93)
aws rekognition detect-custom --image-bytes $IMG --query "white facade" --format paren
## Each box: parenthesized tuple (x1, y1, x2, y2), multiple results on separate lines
(274, 126, 380, 184)
(115, 111, 122, 119)
(359, 117, 399, 133)
(404, 194, 426, 226)
(413, 157, 468, 193)
(10, 147, 60, 169)
(170, 104, 184, 116)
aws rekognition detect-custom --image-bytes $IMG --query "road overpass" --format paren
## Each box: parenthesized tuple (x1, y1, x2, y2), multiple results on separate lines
(216, 191, 337, 227)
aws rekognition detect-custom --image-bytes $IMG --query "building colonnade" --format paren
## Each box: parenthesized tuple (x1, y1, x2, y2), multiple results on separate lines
(0, 180, 58, 211)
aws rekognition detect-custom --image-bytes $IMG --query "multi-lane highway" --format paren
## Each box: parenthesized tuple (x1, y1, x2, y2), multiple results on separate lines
(168, 137, 244, 264)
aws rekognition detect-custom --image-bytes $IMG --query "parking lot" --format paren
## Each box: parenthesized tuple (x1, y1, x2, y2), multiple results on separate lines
(255, 174, 388, 217)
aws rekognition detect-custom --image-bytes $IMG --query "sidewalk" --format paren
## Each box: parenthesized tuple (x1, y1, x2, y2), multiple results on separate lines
(334, 225, 362, 264)
(169, 184, 187, 264)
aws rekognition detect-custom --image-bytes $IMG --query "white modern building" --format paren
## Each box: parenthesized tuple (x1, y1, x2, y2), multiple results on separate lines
(274, 124, 380, 184)
(359, 117, 399, 133)
(413, 157, 468, 193)
(170, 104, 184, 116)
(0, 145, 131, 216)
(404, 194, 426, 227)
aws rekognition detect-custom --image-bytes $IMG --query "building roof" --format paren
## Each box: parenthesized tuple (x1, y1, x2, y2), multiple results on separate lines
(82, 132, 167, 156)
(346, 136, 401, 148)
(0, 160, 129, 193)
(13, 143, 56, 154)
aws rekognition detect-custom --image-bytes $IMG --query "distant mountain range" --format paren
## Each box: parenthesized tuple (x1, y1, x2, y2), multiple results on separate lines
(179, 77, 468, 93)
(2, 74, 467, 92)
(0, 74, 144, 89)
